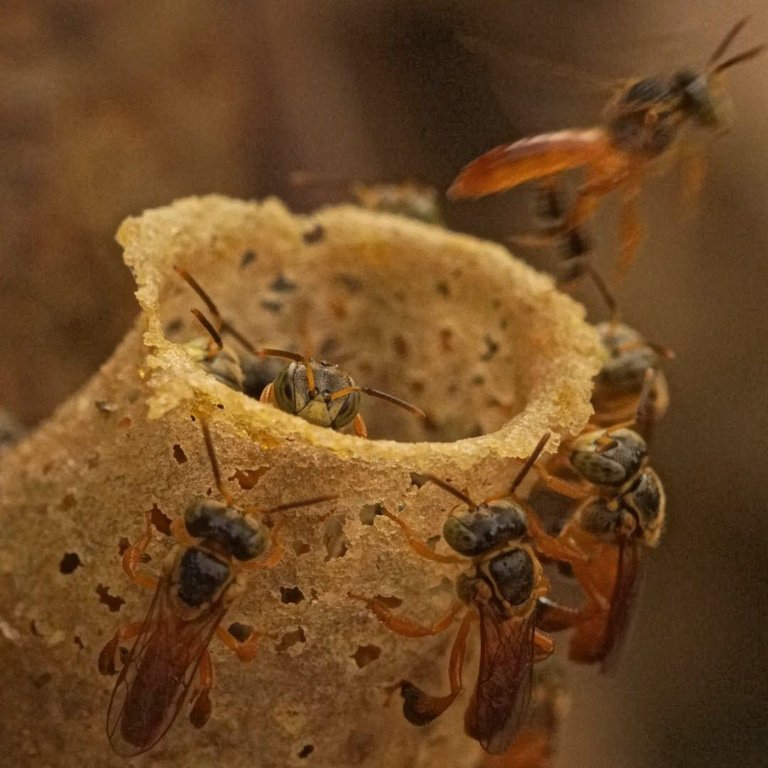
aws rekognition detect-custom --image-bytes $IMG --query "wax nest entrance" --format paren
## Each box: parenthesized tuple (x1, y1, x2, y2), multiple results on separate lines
(0, 196, 602, 767)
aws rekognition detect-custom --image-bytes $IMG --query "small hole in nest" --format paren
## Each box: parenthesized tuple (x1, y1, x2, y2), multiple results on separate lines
(74, 636, 85, 650)
(359, 503, 385, 525)
(298, 744, 315, 759)
(392, 335, 408, 357)
(172, 443, 187, 464)
(117, 537, 130, 555)
(275, 627, 306, 652)
(351, 644, 381, 669)
(293, 540, 311, 556)
(149, 504, 172, 536)
(374, 594, 402, 609)
(302, 223, 325, 244)
(240, 249, 257, 268)
(481, 334, 500, 362)
(60, 494, 76, 511)
(32, 673, 52, 689)
(260, 299, 283, 314)
(323, 516, 348, 560)
(270, 273, 298, 292)
(280, 586, 305, 604)
(96, 584, 125, 613)
(230, 467, 268, 490)
(59, 552, 82, 574)
(335, 273, 361, 293)
(228, 622, 254, 643)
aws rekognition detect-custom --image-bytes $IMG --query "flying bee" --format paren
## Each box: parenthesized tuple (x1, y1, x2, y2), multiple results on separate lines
(350, 434, 584, 754)
(258, 348, 426, 438)
(98, 419, 335, 756)
(592, 321, 673, 432)
(534, 372, 665, 669)
(449, 18, 765, 277)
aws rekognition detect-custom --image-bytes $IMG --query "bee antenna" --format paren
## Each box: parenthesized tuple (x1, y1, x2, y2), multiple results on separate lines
(633, 368, 659, 441)
(174, 266, 222, 332)
(712, 43, 767, 74)
(330, 386, 426, 420)
(200, 419, 233, 505)
(413, 473, 477, 508)
(261, 495, 339, 515)
(220, 320, 258, 354)
(707, 17, 750, 67)
(258, 348, 315, 394)
(190, 308, 223, 351)
(509, 432, 551, 495)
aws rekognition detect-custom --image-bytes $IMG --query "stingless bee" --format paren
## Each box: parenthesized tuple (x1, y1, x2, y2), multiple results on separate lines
(174, 266, 282, 399)
(258, 348, 426, 438)
(449, 18, 765, 277)
(592, 321, 673, 432)
(98, 420, 335, 756)
(534, 372, 665, 669)
(350, 434, 582, 754)
(174, 267, 426, 437)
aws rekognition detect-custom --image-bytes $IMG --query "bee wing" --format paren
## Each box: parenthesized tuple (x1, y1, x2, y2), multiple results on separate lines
(448, 129, 611, 200)
(600, 537, 644, 674)
(465, 604, 537, 755)
(106, 574, 228, 757)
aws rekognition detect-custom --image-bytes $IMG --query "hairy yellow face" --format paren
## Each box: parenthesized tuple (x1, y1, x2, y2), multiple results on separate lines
(273, 360, 361, 429)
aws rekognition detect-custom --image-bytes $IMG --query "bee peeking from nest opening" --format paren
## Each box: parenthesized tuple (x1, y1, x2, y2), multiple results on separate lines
(136, 196, 601, 449)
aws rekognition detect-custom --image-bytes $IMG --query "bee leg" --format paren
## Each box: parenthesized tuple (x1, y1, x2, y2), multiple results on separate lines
(353, 414, 368, 439)
(525, 508, 588, 564)
(347, 592, 463, 638)
(617, 183, 643, 280)
(216, 625, 261, 662)
(379, 508, 464, 565)
(259, 382, 275, 405)
(533, 628, 555, 661)
(399, 610, 475, 726)
(122, 511, 159, 590)
(97, 622, 144, 675)
(564, 162, 627, 235)
(170, 515, 197, 547)
(535, 466, 592, 501)
(536, 596, 580, 633)
(189, 650, 213, 728)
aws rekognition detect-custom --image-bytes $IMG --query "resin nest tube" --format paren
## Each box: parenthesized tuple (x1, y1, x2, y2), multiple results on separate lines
(0, 196, 603, 767)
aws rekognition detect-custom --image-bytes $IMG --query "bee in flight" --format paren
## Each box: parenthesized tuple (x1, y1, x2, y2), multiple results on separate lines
(98, 419, 335, 756)
(350, 434, 583, 754)
(449, 18, 765, 278)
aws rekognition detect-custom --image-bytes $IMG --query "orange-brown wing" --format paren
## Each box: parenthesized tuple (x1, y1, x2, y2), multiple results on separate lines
(465, 604, 537, 755)
(106, 575, 228, 757)
(600, 537, 643, 674)
(448, 129, 611, 199)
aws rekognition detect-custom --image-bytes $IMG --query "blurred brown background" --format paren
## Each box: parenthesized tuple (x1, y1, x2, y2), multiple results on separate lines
(0, 2, 765, 766)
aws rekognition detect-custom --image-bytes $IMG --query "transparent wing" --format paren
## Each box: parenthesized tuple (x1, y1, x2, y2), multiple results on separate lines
(600, 537, 643, 674)
(465, 604, 537, 755)
(106, 574, 228, 757)
(449, 129, 611, 199)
